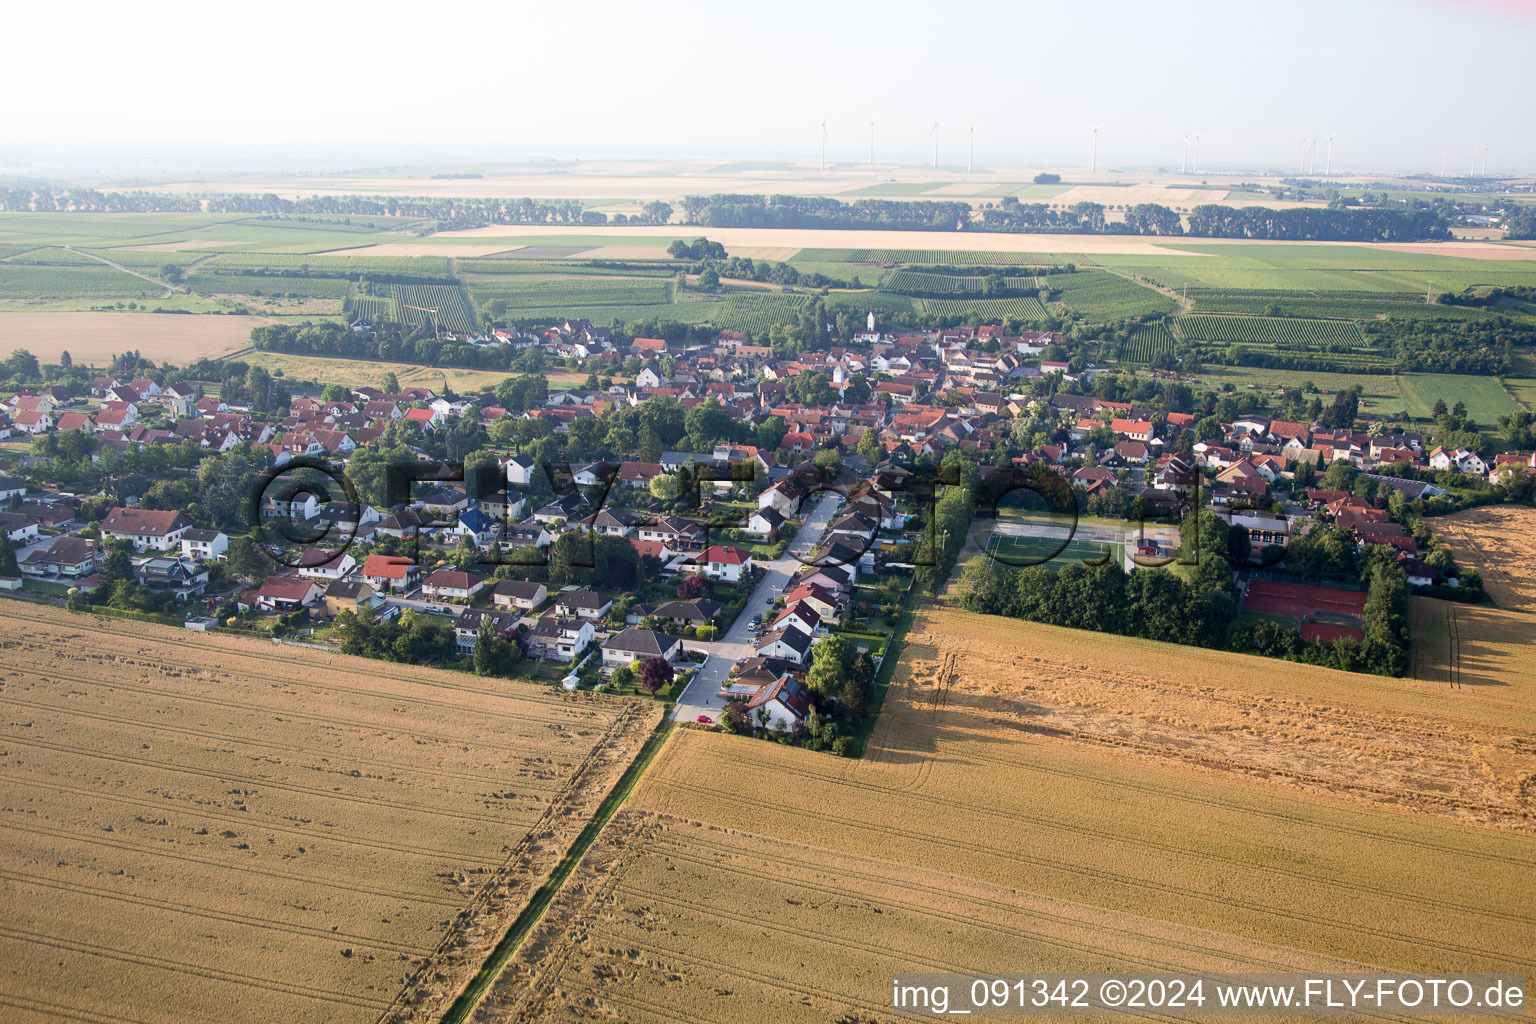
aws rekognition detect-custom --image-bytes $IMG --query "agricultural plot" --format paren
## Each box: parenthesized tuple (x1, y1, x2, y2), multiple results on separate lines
(474, 608, 1536, 1023)
(0, 604, 662, 1024)
(184, 271, 352, 298)
(392, 284, 477, 333)
(1049, 267, 1176, 321)
(463, 275, 670, 310)
(1430, 505, 1536, 612)
(1118, 320, 1175, 363)
(880, 270, 1038, 294)
(716, 291, 811, 333)
(0, 245, 104, 265)
(347, 295, 394, 322)
(0, 264, 164, 308)
(243, 351, 580, 392)
(794, 247, 1051, 265)
(203, 253, 454, 281)
(921, 296, 1048, 320)
(1172, 314, 1364, 348)
(1398, 373, 1521, 422)
(0, 312, 259, 364)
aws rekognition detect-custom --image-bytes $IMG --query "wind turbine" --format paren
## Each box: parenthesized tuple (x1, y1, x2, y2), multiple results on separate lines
(819, 121, 829, 172)
(1088, 123, 1102, 174)
(867, 120, 875, 165)
(1181, 130, 1191, 174)
(1322, 133, 1337, 176)
(1191, 130, 1205, 174)
(967, 124, 978, 175)
(1440, 146, 1449, 177)
(928, 121, 939, 168)
(1471, 146, 1478, 176)
(1300, 137, 1310, 175)
(1480, 145, 1490, 176)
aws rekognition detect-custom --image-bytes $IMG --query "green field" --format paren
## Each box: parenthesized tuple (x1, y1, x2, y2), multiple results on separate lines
(0, 264, 165, 308)
(986, 529, 1124, 570)
(881, 270, 1039, 295)
(1119, 321, 1176, 364)
(1050, 268, 1177, 321)
(1173, 314, 1364, 349)
(1398, 373, 1523, 422)
(794, 248, 1053, 265)
(465, 274, 671, 309)
(393, 284, 477, 333)
(184, 271, 351, 298)
(921, 296, 1049, 320)
(717, 292, 811, 333)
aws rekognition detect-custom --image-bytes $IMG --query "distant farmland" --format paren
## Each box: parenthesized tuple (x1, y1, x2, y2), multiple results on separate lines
(469, 608, 1536, 1022)
(0, 604, 660, 1024)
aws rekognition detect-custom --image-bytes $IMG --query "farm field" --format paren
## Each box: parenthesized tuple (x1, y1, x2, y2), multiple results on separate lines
(1173, 314, 1363, 348)
(1185, 365, 1408, 413)
(1049, 267, 1177, 321)
(470, 607, 1536, 1023)
(1430, 505, 1536, 612)
(921, 296, 1049, 320)
(0, 603, 662, 1024)
(242, 351, 583, 392)
(0, 311, 262, 364)
(1397, 372, 1522, 422)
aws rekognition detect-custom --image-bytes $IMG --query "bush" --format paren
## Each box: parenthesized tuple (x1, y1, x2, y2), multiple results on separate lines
(832, 736, 858, 757)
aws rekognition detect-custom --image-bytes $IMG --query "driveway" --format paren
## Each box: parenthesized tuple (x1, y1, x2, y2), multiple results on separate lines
(671, 490, 842, 722)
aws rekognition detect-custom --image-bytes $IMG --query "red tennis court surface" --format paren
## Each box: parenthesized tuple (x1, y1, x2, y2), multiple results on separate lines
(1242, 579, 1367, 619)
(1300, 622, 1366, 644)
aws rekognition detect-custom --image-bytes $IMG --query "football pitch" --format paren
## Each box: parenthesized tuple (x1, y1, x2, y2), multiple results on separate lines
(985, 528, 1125, 569)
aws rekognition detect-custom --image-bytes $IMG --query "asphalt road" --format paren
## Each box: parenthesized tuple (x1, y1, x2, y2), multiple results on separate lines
(670, 490, 842, 722)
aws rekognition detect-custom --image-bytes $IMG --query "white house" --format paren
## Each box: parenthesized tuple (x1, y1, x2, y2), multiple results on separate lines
(694, 545, 753, 582)
(601, 627, 681, 673)
(420, 568, 486, 603)
(523, 615, 594, 662)
(100, 507, 191, 552)
(295, 548, 357, 581)
(179, 528, 229, 561)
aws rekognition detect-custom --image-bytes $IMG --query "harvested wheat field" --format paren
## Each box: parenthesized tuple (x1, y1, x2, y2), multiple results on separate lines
(0, 604, 660, 1024)
(471, 607, 1536, 1023)
(0, 311, 258, 365)
(1432, 505, 1536, 611)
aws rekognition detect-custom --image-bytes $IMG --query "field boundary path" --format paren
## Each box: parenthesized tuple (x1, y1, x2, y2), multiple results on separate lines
(436, 718, 676, 1024)
(64, 245, 176, 296)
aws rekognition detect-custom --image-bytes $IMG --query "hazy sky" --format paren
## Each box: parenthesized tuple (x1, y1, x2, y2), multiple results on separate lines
(4, 0, 1534, 177)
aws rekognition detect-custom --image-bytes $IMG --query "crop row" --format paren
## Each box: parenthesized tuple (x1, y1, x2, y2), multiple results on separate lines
(392, 284, 477, 333)
(881, 270, 1038, 295)
(921, 296, 1049, 320)
(1172, 315, 1364, 348)
(466, 276, 671, 309)
(1118, 323, 1177, 364)
(717, 292, 811, 334)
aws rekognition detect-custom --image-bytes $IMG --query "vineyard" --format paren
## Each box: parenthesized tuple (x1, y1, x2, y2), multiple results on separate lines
(881, 270, 1039, 295)
(717, 291, 811, 333)
(0, 264, 161, 305)
(347, 295, 393, 321)
(203, 252, 455, 281)
(921, 295, 1049, 320)
(1118, 321, 1177, 364)
(1172, 314, 1365, 349)
(464, 275, 671, 309)
(1050, 268, 1177, 321)
(185, 270, 351, 298)
(392, 284, 477, 333)
(1, 245, 105, 265)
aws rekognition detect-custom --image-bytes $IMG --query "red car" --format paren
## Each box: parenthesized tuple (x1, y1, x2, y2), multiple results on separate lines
(696, 715, 713, 724)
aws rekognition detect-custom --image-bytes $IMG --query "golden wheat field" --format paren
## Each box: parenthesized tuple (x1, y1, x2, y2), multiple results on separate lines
(0, 312, 259, 365)
(473, 607, 1536, 1023)
(0, 604, 661, 1024)
(1431, 505, 1536, 612)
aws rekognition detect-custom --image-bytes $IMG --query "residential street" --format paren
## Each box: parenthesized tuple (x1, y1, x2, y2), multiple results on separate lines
(670, 490, 843, 722)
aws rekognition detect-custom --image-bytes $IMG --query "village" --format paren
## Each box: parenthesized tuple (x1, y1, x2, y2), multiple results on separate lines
(1, 310, 1532, 743)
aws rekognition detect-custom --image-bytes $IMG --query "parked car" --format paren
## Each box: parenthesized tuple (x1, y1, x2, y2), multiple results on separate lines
(696, 715, 713, 724)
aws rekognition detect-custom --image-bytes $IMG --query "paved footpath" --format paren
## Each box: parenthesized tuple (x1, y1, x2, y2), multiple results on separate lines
(670, 491, 843, 722)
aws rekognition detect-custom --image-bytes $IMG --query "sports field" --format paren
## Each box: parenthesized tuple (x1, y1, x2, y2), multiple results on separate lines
(468, 607, 1536, 1023)
(0, 604, 660, 1024)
